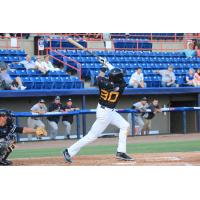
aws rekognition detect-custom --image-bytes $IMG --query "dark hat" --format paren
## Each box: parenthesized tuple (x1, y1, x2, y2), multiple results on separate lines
(141, 97, 148, 101)
(55, 96, 60, 100)
(39, 99, 45, 103)
(66, 98, 72, 102)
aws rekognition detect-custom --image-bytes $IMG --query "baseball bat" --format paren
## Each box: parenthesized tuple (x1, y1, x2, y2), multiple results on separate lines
(67, 38, 102, 62)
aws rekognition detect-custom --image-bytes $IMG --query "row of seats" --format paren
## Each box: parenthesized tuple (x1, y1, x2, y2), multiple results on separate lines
(0, 49, 26, 56)
(51, 50, 186, 57)
(62, 56, 200, 63)
(110, 33, 184, 40)
(20, 76, 83, 90)
(44, 38, 87, 49)
(0, 56, 26, 63)
(113, 39, 152, 49)
(90, 69, 186, 87)
(8, 69, 68, 77)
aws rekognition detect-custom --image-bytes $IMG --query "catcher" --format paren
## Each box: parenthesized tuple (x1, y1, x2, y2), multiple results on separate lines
(0, 109, 47, 166)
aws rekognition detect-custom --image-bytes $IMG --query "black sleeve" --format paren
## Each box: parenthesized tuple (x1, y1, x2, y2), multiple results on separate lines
(15, 127, 24, 134)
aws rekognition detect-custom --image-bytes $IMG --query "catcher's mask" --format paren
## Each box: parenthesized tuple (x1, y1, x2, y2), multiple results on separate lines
(0, 109, 14, 125)
(108, 68, 124, 83)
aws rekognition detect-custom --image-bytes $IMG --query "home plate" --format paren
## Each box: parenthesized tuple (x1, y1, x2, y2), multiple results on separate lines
(143, 156, 181, 161)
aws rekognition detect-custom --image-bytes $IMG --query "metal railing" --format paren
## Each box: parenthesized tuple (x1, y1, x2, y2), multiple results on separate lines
(13, 106, 200, 142)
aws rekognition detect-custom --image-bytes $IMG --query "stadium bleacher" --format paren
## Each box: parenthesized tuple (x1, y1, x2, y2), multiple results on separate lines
(50, 49, 200, 87)
(0, 49, 84, 90)
(110, 33, 184, 40)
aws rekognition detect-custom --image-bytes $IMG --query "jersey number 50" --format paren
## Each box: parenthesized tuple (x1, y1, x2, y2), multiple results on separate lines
(100, 89, 119, 103)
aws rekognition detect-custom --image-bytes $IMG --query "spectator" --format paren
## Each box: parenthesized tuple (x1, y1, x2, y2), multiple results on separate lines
(155, 66, 177, 87)
(35, 56, 49, 74)
(193, 69, 200, 87)
(41, 55, 60, 71)
(129, 67, 146, 88)
(27, 99, 47, 141)
(47, 96, 63, 140)
(0, 62, 26, 90)
(62, 98, 80, 139)
(142, 98, 161, 135)
(20, 55, 36, 70)
(195, 45, 200, 57)
(186, 68, 195, 86)
(178, 43, 197, 58)
(128, 97, 149, 135)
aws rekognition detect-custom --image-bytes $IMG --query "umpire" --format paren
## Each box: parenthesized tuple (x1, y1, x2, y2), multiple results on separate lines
(0, 109, 46, 165)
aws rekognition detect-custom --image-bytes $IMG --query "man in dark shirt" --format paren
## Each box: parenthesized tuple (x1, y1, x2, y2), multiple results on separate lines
(47, 96, 63, 140)
(62, 98, 79, 139)
(63, 58, 133, 163)
(142, 98, 161, 135)
(0, 109, 44, 165)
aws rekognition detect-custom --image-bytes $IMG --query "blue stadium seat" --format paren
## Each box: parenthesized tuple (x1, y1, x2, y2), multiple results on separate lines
(21, 77, 34, 89)
(15, 69, 27, 76)
(30, 77, 43, 89)
(61, 77, 73, 89)
(27, 69, 42, 76)
(41, 77, 54, 89)
(51, 77, 63, 89)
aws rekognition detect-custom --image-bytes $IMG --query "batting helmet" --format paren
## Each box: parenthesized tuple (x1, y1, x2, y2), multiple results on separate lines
(108, 68, 124, 83)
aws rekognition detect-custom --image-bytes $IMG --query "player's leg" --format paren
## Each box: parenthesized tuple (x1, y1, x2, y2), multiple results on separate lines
(110, 111, 134, 161)
(135, 116, 144, 135)
(63, 121, 71, 139)
(27, 117, 36, 141)
(48, 121, 58, 140)
(67, 108, 112, 158)
(110, 111, 130, 153)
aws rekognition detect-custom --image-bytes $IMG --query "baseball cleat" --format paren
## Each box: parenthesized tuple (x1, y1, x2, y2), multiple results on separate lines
(0, 159, 13, 166)
(116, 152, 134, 161)
(63, 149, 72, 163)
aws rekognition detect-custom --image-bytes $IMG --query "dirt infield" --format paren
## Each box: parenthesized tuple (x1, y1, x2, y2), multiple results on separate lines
(12, 152, 200, 166)
(9, 134, 200, 166)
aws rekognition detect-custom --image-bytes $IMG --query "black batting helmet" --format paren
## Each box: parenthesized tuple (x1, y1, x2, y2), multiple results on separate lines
(108, 68, 124, 83)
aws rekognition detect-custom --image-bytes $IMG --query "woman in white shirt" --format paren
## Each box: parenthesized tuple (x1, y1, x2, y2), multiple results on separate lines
(35, 56, 49, 74)
(41, 55, 60, 71)
(129, 67, 146, 88)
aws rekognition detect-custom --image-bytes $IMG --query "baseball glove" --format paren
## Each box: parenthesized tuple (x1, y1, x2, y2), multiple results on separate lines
(35, 127, 47, 137)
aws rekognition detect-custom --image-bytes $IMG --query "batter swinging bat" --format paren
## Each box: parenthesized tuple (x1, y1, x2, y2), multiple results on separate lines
(67, 38, 103, 63)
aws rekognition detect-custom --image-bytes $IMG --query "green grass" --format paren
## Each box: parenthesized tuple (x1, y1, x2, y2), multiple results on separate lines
(10, 139, 200, 159)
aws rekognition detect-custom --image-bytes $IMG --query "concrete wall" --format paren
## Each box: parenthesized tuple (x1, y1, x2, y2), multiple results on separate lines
(0, 94, 198, 139)
(0, 38, 34, 56)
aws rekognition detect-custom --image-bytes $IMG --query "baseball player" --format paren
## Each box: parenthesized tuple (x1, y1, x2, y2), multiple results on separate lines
(62, 98, 80, 139)
(63, 59, 133, 163)
(27, 99, 47, 141)
(47, 96, 63, 140)
(0, 109, 47, 165)
(128, 97, 149, 135)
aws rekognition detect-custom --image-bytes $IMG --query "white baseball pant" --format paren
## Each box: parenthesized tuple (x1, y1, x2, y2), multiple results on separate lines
(63, 121, 72, 137)
(27, 117, 45, 140)
(48, 121, 58, 139)
(68, 104, 130, 157)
